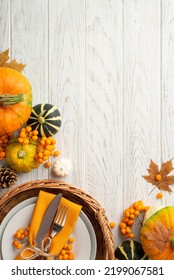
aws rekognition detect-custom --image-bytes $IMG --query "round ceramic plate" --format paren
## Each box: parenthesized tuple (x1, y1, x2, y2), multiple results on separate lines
(0, 197, 97, 260)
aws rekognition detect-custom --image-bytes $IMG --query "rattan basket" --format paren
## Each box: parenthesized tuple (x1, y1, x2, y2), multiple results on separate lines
(0, 179, 115, 260)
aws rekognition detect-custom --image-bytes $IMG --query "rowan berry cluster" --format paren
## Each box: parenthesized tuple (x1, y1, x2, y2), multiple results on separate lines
(58, 237, 75, 260)
(34, 135, 60, 167)
(12, 226, 30, 250)
(0, 134, 11, 160)
(17, 125, 60, 168)
(17, 126, 39, 144)
(119, 200, 150, 239)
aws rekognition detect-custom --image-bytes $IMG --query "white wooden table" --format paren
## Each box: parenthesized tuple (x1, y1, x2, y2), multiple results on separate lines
(1, 0, 174, 247)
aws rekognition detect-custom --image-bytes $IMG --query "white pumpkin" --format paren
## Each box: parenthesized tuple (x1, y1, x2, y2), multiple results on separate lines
(53, 158, 72, 177)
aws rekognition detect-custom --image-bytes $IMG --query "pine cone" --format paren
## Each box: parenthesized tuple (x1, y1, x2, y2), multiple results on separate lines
(0, 167, 18, 188)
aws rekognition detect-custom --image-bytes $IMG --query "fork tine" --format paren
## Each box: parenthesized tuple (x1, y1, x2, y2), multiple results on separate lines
(59, 206, 68, 225)
(55, 205, 68, 225)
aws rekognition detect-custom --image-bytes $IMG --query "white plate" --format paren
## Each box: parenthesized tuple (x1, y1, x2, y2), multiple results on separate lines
(0, 197, 96, 260)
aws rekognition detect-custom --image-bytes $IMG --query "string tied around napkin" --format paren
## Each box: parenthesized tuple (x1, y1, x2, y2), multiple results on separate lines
(20, 236, 53, 260)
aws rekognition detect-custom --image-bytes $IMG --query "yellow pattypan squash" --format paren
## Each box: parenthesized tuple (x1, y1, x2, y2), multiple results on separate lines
(5, 139, 39, 173)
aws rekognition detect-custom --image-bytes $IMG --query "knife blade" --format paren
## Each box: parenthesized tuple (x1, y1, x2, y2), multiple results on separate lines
(35, 193, 62, 248)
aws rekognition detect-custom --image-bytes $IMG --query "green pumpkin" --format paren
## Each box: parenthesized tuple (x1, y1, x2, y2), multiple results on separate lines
(27, 103, 61, 137)
(115, 240, 148, 260)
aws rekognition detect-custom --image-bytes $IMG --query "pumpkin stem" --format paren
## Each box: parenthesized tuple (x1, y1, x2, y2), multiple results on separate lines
(18, 149, 26, 159)
(0, 94, 25, 106)
(170, 238, 174, 249)
(38, 111, 46, 124)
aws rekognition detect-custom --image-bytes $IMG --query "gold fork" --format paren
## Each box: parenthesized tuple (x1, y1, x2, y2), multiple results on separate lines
(43, 204, 68, 255)
(50, 204, 68, 238)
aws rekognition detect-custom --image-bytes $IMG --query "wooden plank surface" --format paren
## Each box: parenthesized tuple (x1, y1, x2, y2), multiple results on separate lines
(86, 0, 123, 244)
(1, 0, 174, 250)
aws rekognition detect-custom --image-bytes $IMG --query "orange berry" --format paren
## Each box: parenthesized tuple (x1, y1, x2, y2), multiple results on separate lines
(68, 252, 74, 260)
(38, 152, 43, 158)
(67, 244, 73, 251)
(129, 214, 135, 219)
(109, 221, 116, 229)
(18, 137, 24, 143)
(19, 234, 25, 240)
(156, 174, 162, 181)
(0, 151, 5, 158)
(134, 204, 142, 211)
(32, 135, 38, 141)
(19, 131, 26, 138)
(119, 222, 126, 229)
(122, 217, 129, 224)
(43, 149, 50, 156)
(129, 207, 134, 214)
(14, 232, 20, 239)
(25, 126, 32, 132)
(68, 237, 74, 244)
(51, 138, 56, 145)
(44, 161, 51, 168)
(43, 155, 49, 161)
(129, 233, 135, 239)
(45, 139, 52, 145)
(23, 138, 29, 144)
(121, 228, 126, 235)
(125, 210, 130, 218)
(40, 140, 45, 146)
(125, 227, 131, 233)
(156, 192, 163, 199)
(32, 130, 39, 136)
(127, 219, 134, 226)
(13, 240, 18, 247)
(15, 242, 22, 250)
(53, 150, 60, 157)
(38, 158, 43, 164)
(63, 254, 69, 260)
(60, 249, 66, 255)
(134, 210, 139, 216)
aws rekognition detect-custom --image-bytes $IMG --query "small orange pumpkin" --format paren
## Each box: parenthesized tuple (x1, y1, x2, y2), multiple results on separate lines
(0, 67, 32, 135)
(140, 206, 174, 260)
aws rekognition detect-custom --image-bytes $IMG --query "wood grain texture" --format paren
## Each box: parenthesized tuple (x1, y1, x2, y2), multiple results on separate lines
(161, 0, 174, 204)
(9, 0, 50, 182)
(48, 0, 86, 187)
(0, 0, 10, 50)
(123, 0, 161, 209)
(86, 0, 123, 241)
(1, 0, 174, 249)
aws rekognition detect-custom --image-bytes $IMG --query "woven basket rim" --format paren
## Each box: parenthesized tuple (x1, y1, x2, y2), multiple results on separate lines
(0, 179, 115, 260)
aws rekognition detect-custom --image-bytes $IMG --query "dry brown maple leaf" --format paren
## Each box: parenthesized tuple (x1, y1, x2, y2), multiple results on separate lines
(0, 49, 26, 72)
(143, 159, 174, 192)
(144, 221, 173, 252)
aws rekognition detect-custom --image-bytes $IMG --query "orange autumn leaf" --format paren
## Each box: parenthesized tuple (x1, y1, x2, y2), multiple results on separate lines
(143, 159, 174, 192)
(0, 49, 26, 72)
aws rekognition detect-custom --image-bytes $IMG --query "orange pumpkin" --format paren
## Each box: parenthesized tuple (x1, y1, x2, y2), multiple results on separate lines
(140, 206, 174, 260)
(0, 67, 32, 135)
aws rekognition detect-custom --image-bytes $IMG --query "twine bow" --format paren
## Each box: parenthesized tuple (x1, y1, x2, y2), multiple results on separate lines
(20, 237, 53, 260)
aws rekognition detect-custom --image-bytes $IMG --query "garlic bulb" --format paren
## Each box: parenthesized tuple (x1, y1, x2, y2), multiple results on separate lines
(53, 158, 72, 177)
